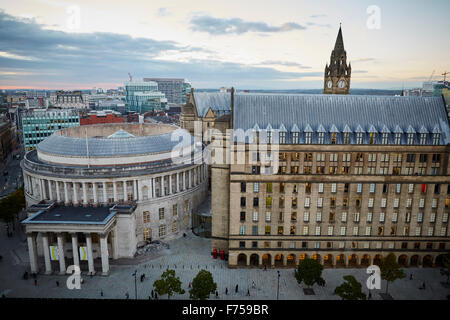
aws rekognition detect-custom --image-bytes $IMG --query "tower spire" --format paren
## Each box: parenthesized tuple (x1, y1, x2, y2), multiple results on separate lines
(334, 24, 344, 52)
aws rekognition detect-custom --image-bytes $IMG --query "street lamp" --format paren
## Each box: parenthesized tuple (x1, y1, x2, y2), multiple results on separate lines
(276, 271, 280, 300)
(132, 270, 138, 300)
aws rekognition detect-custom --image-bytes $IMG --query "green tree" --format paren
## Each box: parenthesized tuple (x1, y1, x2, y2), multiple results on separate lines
(0, 187, 25, 228)
(153, 269, 185, 299)
(439, 253, 450, 284)
(295, 258, 324, 288)
(189, 269, 217, 300)
(335, 275, 366, 300)
(379, 253, 405, 294)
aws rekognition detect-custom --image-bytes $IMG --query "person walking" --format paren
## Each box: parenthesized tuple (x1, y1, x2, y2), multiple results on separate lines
(34, 279, 37, 286)
(151, 290, 154, 298)
(235, 284, 238, 293)
(100, 290, 103, 297)
(215, 291, 218, 298)
(410, 274, 413, 280)
(252, 281, 256, 289)
(188, 282, 191, 288)
(225, 288, 228, 295)
(125, 292, 129, 299)
(155, 292, 158, 299)
(56, 281, 59, 287)
(247, 289, 250, 296)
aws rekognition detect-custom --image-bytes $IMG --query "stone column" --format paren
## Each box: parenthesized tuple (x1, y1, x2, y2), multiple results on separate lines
(161, 176, 165, 197)
(85, 233, 95, 275)
(113, 181, 118, 203)
(73, 182, 79, 205)
(189, 169, 192, 188)
(57, 233, 66, 275)
(102, 182, 107, 204)
(47, 180, 53, 200)
(42, 179, 47, 199)
(82, 182, 88, 206)
(27, 233, 39, 274)
(176, 172, 180, 193)
(38, 178, 43, 199)
(152, 178, 156, 198)
(123, 181, 127, 202)
(93, 182, 98, 206)
(133, 180, 138, 200)
(169, 175, 172, 194)
(71, 233, 80, 270)
(183, 171, 186, 190)
(64, 182, 69, 205)
(100, 233, 110, 276)
(42, 233, 52, 274)
(56, 181, 61, 203)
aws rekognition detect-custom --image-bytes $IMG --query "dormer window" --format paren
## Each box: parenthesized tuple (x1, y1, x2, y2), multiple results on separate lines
(305, 132, 312, 144)
(419, 133, 427, 145)
(331, 132, 337, 144)
(394, 133, 401, 144)
(381, 133, 389, 144)
(318, 132, 324, 144)
(369, 132, 376, 144)
(292, 132, 299, 144)
(407, 133, 414, 145)
(279, 132, 286, 144)
(343, 132, 350, 144)
(356, 132, 363, 144)
(432, 133, 440, 145)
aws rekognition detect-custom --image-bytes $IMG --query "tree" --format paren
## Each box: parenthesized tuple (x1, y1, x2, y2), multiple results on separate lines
(335, 275, 366, 300)
(440, 253, 450, 284)
(189, 269, 217, 300)
(379, 253, 405, 294)
(295, 258, 324, 288)
(153, 269, 185, 299)
(0, 187, 25, 228)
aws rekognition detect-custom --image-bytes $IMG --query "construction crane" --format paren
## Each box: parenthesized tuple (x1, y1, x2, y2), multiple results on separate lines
(442, 71, 449, 82)
(128, 73, 133, 82)
(428, 70, 435, 82)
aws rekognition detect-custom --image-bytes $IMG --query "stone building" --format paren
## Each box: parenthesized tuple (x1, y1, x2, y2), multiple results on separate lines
(180, 90, 450, 269)
(21, 123, 208, 275)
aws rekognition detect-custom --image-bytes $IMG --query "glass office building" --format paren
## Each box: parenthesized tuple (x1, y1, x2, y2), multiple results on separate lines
(125, 81, 167, 113)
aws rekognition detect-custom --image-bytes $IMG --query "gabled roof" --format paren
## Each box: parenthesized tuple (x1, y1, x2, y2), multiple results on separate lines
(381, 125, 391, 133)
(330, 124, 339, 133)
(192, 92, 231, 117)
(406, 125, 416, 134)
(419, 125, 429, 134)
(291, 124, 300, 132)
(355, 125, 365, 133)
(317, 124, 326, 133)
(278, 123, 287, 132)
(343, 124, 352, 133)
(253, 123, 261, 131)
(368, 125, 377, 133)
(393, 125, 403, 133)
(266, 123, 273, 131)
(304, 124, 313, 132)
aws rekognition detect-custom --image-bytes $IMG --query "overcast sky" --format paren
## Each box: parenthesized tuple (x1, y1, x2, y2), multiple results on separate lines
(0, 0, 449, 90)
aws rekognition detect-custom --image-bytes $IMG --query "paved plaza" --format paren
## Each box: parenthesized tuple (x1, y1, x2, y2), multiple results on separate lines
(0, 221, 449, 300)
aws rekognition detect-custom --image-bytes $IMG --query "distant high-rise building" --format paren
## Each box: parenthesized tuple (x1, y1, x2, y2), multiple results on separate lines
(21, 109, 80, 152)
(324, 26, 351, 94)
(143, 78, 188, 104)
(54, 91, 88, 109)
(124, 81, 167, 113)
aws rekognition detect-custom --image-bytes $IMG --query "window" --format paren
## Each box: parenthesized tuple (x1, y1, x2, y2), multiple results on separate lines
(266, 196, 272, 208)
(392, 212, 398, 222)
(381, 133, 389, 144)
(240, 182, 246, 192)
(305, 132, 312, 144)
(432, 199, 438, 208)
(318, 183, 324, 193)
(331, 183, 337, 193)
(159, 225, 166, 238)
(341, 212, 347, 222)
(159, 208, 165, 220)
(143, 228, 151, 241)
(356, 133, 363, 144)
(304, 153, 313, 161)
(340, 226, 346, 236)
(368, 198, 374, 208)
(315, 226, 321, 235)
(317, 198, 323, 208)
(419, 198, 425, 208)
(303, 226, 309, 235)
(394, 133, 401, 144)
(253, 197, 259, 207)
(266, 183, 272, 193)
(290, 225, 296, 235)
(407, 133, 414, 145)
(253, 211, 258, 222)
(291, 212, 297, 221)
(354, 212, 360, 222)
(367, 212, 373, 222)
(265, 212, 271, 222)
(143, 211, 150, 223)
(303, 212, 310, 222)
(304, 197, 310, 208)
(430, 212, 436, 223)
(239, 225, 246, 235)
(432, 133, 440, 145)
(331, 132, 337, 144)
(240, 197, 246, 207)
(240, 211, 246, 222)
(265, 226, 271, 235)
(396, 184, 401, 194)
(343, 132, 350, 144)
(368, 153, 377, 162)
(353, 226, 359, 236)
(328, 226, 334, 236)
(408, 184, 414, 193)
(381, 198, 387, 208)
(292, 132, 299, 144)
(172, 221, 177, 233)
(415, 227, 421, 236)
(278, 226, 284, 235)
(417, 212, 423, 223)
(357, 183, 362, 193)
(419, 133, 427, 145)
(316, 153, 325, 162)
(379, 212, 385, 222)
(173, 204, 177, 216)
(239, 241, 245, 248)
(253, 183, 259, 193)
(280, 132, 286, 144)
(369, 183, 375, 193)
(292, 197, 297, 208)
(318, 132, 325, 144)
(394, 198, 399, 208)
(365, 226, 371, 236)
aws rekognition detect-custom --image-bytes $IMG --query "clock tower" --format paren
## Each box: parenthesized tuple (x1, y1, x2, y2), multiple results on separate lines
(323, 25, 351, 94)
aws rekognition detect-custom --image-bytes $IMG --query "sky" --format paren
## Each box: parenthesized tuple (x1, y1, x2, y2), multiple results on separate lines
(0, 0, 449, 90)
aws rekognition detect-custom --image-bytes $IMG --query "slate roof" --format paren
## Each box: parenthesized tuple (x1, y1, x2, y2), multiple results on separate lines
(192, 92, 231, 117)
(37, 128, 194, 157)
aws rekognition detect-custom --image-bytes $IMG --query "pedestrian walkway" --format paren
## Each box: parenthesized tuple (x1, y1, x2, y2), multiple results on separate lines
(0, 226, 449, 300)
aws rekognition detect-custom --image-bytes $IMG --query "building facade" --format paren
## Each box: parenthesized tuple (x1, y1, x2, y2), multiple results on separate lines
(21, 123, 208, 275)
(21, 109, 80, 152)
(180, 90, 450, 269)
(143, 78, 187, 104)
(54, 91, 88, 109)
(80, 110, 123, 125)
(125, 81, 167, 113)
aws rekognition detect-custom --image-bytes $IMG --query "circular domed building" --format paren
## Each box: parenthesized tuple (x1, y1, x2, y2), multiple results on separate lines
(21, 123, 207, 275)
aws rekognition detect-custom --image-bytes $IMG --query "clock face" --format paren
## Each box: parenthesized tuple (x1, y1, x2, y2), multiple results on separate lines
(338, 80, 346, 88)
(327, 80, 333, 88)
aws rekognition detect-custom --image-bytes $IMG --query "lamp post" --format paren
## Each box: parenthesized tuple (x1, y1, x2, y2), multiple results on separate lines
(132, 270, 137, 300)
(276, 271, 280, 300)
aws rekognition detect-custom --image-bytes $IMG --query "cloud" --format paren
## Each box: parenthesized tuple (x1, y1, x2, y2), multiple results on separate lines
(352, 70, 368, 73)
(257, 60, 312, 69)
(0, 11, 320, 89)
(189, 14, 306, 35)
(309, 14, 327, 18)
(157, 7, 170, 17)
(306, 22, 332, 28)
